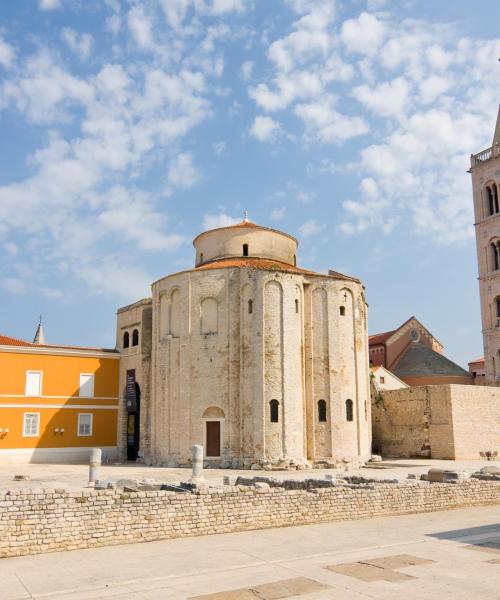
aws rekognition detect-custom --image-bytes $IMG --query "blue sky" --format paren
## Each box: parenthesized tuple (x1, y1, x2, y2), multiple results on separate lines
(1, 0, 499, 367)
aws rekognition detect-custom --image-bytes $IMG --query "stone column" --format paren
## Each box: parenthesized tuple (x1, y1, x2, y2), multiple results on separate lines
(89, 448, 102, 485)
(190, 444, 205, 483)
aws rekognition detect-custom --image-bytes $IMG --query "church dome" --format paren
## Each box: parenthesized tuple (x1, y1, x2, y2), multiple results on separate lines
(192, 218, 298, 267)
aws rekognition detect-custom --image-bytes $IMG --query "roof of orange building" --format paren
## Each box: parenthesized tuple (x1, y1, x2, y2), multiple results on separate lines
(0, 334, 34, 347)
(0, 332, 117, 353)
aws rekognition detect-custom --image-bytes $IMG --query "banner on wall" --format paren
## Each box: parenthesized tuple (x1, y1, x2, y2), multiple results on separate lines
(125, 369, 137, 412)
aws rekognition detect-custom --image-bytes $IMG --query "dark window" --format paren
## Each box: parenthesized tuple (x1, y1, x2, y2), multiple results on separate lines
(345, 399, 353, 422)
(495, 184, 499, 214)
(295, 299, 299, 313)
(318, 399, 327, 422)
(340, 306, 346, 316)
(200, 253, 204, 263)
(243, 243, 249, 257)
(132, 329, 139, 347)
(248, 299, 253, 314)
(123, 332, 130, 349)
(293, 255, 297, 266)
(488, 186, 494, 215)
(270, 399, 279, 423)
(492, 243, 499, 271)
(496, 297, 500, 319)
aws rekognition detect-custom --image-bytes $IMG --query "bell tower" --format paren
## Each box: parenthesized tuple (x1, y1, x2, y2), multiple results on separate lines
(471, 106, 500, 383)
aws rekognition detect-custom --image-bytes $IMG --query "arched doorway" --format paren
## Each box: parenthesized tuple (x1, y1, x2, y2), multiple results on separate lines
(125, 369, 141, 461)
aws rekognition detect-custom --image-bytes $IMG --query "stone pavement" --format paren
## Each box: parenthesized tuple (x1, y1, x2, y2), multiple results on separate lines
(2, 505, 500, 599)
(1, 458, 499, 491)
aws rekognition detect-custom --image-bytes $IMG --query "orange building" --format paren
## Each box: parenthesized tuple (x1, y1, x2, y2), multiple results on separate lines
(0, 326, 119, 463)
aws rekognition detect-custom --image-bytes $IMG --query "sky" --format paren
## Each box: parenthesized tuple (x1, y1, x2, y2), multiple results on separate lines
(1, 0, 499, 368)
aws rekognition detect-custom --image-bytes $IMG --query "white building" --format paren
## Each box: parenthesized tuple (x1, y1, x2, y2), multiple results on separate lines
(117, 218, 372, 468)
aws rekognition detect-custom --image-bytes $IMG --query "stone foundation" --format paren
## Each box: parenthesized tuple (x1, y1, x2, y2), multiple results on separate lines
(1, 478, 500, 558)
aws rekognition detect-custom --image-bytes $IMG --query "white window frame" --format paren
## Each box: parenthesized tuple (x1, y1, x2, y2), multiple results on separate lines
(77, 413, 93, 437)
(25, 371, 43, 397)
(23, 412, 40, 437)
(202, 418, 224, 459)
(79, 373, 95, 398)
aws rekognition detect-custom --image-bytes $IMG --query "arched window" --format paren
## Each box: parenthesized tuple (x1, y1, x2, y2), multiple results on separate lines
(345, 399, 353, 422)
(123, 331, 130, 349)
(340, 306, 346, 316)
(295, 299, 299, 313)
(491, 243, 499, 271)
(269, 399, 279, 423)
(201, 297, 218, 334)
(318, 399, 327, 422)
(132, 329, 139, 347)
(248, 299, 253, 314)
(243, 243, 249, 257)
(170, 289, 180, 337)
(495, 184, 499, 214)
(487, 186, 495, 216)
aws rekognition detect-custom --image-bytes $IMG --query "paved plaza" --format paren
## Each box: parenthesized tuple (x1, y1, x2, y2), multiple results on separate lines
(2, 505, 500, 599)
(1, 458, 499, 491)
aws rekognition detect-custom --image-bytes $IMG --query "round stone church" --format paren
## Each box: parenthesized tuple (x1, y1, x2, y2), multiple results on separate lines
(117, 218, 372, 468)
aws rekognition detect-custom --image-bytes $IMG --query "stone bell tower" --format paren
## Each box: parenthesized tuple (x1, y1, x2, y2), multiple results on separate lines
(471, 106, 500, 383)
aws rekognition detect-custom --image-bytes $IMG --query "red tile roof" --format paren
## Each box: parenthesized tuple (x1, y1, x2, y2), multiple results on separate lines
(0, 334, 34, 347)
(468, 357, 485, 365)
(0, 333, 116, 353)
(195, 256, 315, 275)
(369, 330, 396, 345)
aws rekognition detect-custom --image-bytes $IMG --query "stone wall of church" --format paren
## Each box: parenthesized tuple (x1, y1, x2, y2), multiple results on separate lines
(146, 265, 371, 467)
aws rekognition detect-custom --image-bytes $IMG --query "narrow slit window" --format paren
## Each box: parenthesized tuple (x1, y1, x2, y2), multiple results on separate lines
(345, 399, 353, 422)
(248, 299, 253, 314)
(340, 306, 346, 316)
(318, 399, 327, 422)
(270, 399, 279, 423)
(243, 243, 249, 257)
(295, 299, 299, 313)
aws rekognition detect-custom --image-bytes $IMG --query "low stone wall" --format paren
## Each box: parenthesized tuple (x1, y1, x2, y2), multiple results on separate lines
(1, 478, 500, 558)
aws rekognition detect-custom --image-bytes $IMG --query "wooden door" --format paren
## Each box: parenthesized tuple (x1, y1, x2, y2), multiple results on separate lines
(206, 421, 221, 457)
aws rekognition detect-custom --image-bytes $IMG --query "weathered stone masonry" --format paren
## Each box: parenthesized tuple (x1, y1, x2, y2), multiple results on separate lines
(1, 479, 500, 558)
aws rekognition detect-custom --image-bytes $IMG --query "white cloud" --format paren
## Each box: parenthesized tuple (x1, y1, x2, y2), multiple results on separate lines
(0, 36, 15, 69)
(299, 219, 325, 237)
(212, 141, 226, 155)
(61, 28, 93, 60)
(249, 115, 280, 142)
(203, 213, 240, 229)
(167, 152, 200, 191)
(127, 5, 154, 50)
(270, 206, 286, 221)
(352, 77, 411, 118)
(209, 0, 245, 15)
(241, 60, 253, 81)
(340, 12, 387, 55)
(39, 0, 60, 10)
(2, 278, 26, 295)
(295, 97, 368, 143)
